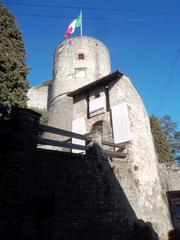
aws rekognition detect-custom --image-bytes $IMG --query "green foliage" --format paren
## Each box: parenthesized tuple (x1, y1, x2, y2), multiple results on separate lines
(160, 115, 180, 164)
(150, 115, 173, 163)
(30, 108, 48, 125)
(0, 4, 29, 111)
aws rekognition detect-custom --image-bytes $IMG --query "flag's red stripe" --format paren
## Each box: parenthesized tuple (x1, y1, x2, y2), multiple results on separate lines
(64, 26, 73, 38)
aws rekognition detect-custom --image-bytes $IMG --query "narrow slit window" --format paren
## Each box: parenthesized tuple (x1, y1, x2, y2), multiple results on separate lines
(78, 54, 84, 60)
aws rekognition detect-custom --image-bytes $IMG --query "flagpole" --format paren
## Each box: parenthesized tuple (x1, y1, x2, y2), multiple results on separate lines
(80, 10, 82, 36)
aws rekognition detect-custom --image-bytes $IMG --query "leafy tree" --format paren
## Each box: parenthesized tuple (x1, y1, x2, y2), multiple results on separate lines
(174, 132, 180, 164)
(160, 115, 180, 164)
(0, 4, 29, 112)
(150, 115, 173, 163)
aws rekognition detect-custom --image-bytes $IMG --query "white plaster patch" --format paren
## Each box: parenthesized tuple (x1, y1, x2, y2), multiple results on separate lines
(89, 96, 105, 114)
(72, 117, 86, 153)
(111, 103, 131, 143)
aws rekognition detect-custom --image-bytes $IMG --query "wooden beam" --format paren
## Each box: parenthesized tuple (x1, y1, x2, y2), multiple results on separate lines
(102, 140, 126, 150)
(39, 124, 88, 141)
(102, 149, 127, 158)
(38, 137, 88, 151)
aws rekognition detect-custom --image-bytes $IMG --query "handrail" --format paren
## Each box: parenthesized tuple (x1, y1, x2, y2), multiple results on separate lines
(39, 124, 89, 141)
(39, 137, 88, 151)
(38, 124, 88, 152)
(38, 124, 128, 158)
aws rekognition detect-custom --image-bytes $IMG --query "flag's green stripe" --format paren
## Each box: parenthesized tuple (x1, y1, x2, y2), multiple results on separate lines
(75, 15, 81, 28)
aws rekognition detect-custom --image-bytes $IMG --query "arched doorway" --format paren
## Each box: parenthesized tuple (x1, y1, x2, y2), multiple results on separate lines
(91, 121, 103, 135)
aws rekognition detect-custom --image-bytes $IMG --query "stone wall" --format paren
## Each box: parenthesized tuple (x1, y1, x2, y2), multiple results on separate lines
(71, 74, 178, 238)
(1, 146, 159, 240)
(31, 72, 178, 239)
(27, 84, 49, 110)
(48, 95, 73, 131)
(158, 162, 180, 192)
(0, 109, 159, 239)
(108, 75, 173, 239)
(0, 107, 41, 153)
(167, 165, 180, 191)
(72, 86, 112, 138)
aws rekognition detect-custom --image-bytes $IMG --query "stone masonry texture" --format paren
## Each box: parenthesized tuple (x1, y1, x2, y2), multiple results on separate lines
(1, 108, 179, 240)
(0, 108, 159, 240)
(0, 147, 159, 240)
(24, 33, 180, 239)
(48, 36, 111, 130)
(27, 85, 49, 110)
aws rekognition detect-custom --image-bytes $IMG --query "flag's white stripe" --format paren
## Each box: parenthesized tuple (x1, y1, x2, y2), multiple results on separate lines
(68, 19, 77, 33)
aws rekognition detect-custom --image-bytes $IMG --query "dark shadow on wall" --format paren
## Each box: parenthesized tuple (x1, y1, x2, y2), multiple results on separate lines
(0, 108, 159, 240)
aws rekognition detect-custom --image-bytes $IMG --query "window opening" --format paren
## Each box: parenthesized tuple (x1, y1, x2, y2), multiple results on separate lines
(78, 54, 84, 60)
(105, 87, 110, 111)
(75, 68, 87, 78)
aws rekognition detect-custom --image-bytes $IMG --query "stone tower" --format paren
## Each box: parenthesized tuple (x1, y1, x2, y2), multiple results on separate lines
(26, 35, 177, 239)
(48, 36, 111, 130)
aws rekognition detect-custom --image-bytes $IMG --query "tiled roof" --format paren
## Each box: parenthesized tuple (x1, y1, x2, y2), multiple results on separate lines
(68, 70, 123, 97)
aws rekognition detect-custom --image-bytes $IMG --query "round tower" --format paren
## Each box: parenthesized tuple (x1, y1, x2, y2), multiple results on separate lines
(48, 36, 111, 130)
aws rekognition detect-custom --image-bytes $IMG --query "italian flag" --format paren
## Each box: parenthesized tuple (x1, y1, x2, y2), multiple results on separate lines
(64, 15, 82, 38)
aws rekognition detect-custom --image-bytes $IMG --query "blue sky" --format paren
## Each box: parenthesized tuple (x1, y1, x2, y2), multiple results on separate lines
(2, 0, 180, 128)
